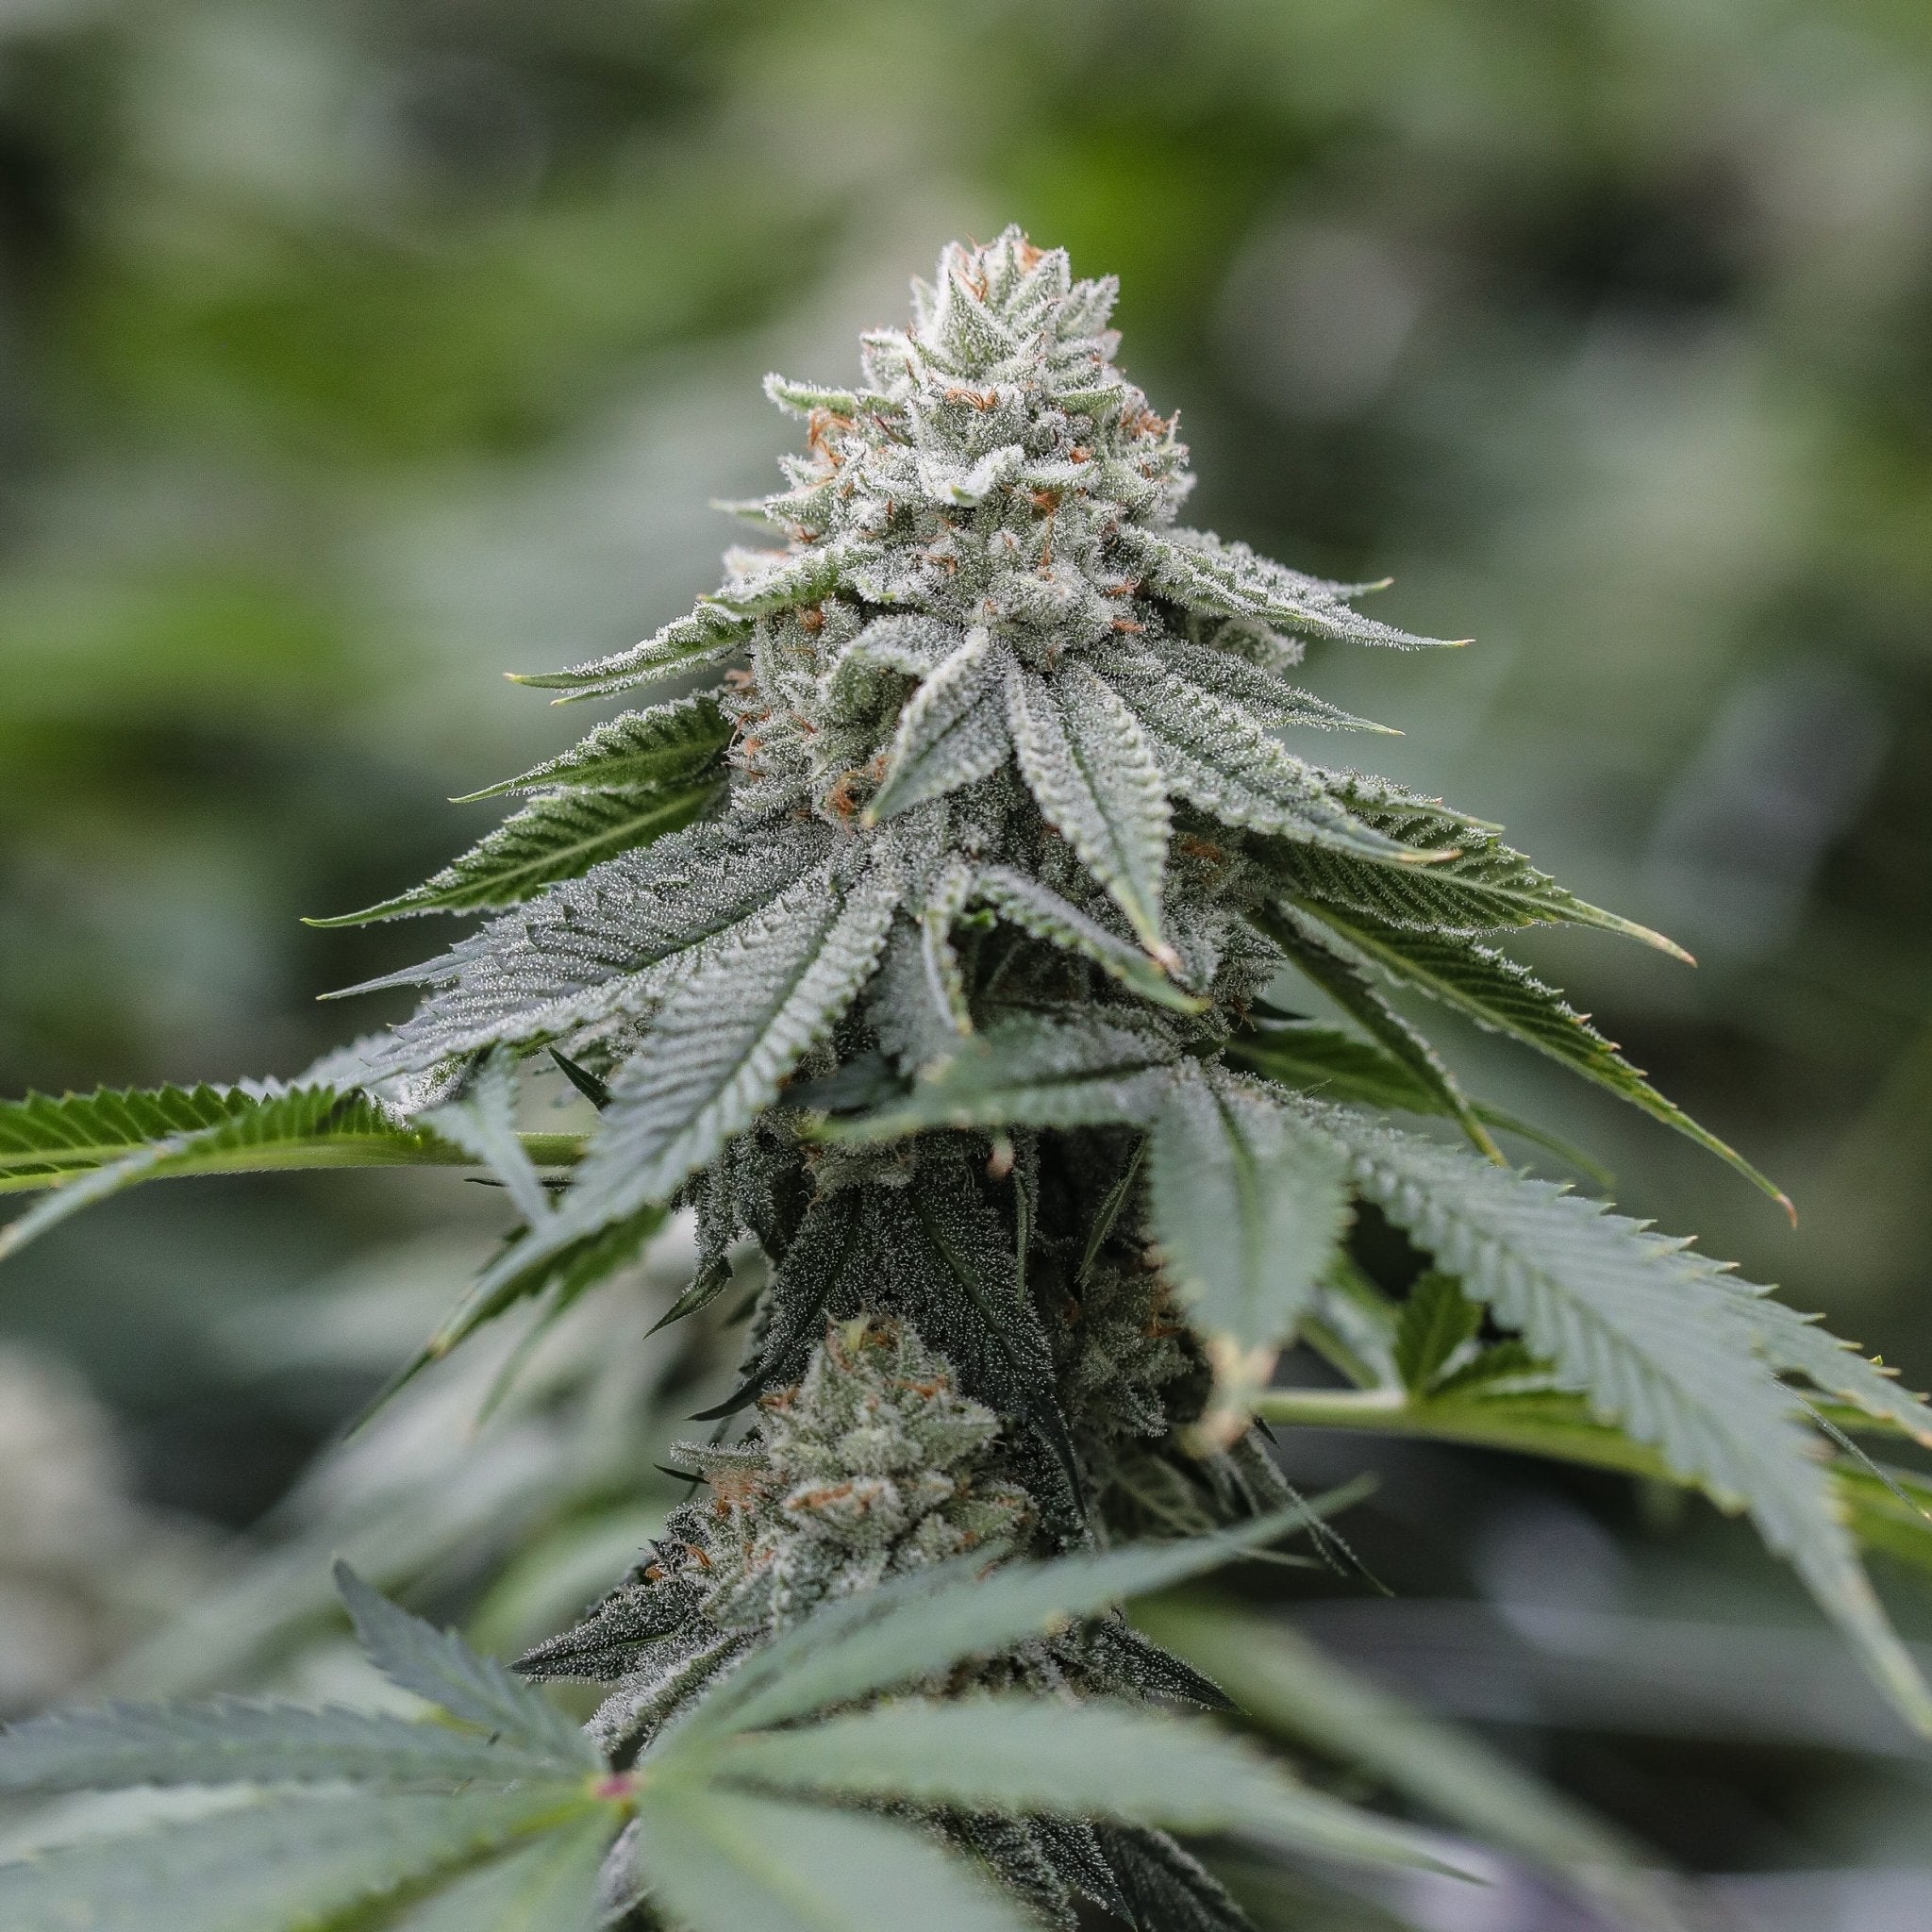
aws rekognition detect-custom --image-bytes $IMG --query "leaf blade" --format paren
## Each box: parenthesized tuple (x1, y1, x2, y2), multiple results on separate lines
(308, 780, 724, 926)
(454, 694, 732, 802)
(0, 1698, 587, 1795)
(1295, 905, 1787, 1210)
(334, 1563, 598, 1768)
(709, 1696, 1460, 1874)
(1006, 661, 1172, 961)
(682, 1507, 1333, 1741)
(1302, 1107, 1932, 1733)
(1146, 1072, 1350, 1353)
(631, 1787, 1031, 1932)
(0, 1789, 591, 1932)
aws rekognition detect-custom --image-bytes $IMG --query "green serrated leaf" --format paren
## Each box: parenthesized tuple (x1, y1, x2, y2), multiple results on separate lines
(1115, 526, 1457, 649)
(1258, 783, 1690, 958)
(707, 1696, 1459, 1875)
(864, 627, 1009, 822)
(1146, 1071, 1350, 1353)
(453, 694, 731, 802)
(680, 1507, 1331, 1743)
(0, 1086, 583, 1264)
(631, 1787, 1030, 1932)
(0, 1789, 591, 1932)
(820, 1014, 1178, 1142)
(1225, 1017, 1612, 1186)
(0, 1698, 585, 1795)
(1291, 905, 1789, 1213)
(1247, 906, 1498, 1159)
(1006, 660, 1173, 962)
(1298, 1106, 1932, 1734)
(1391, 1274, 1483, 1393)
(547, 864, 897, 1234)
(333, 1564, 597, 1767)
(508, 604, 751, 703)
(1112, 664, 1441, 865)
(1716, 1288, 1932, 1447)
(308, 778, 724, 925)
(968, 866, 1205, 1013)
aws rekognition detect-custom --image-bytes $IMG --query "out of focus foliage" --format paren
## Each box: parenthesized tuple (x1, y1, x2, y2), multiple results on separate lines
(3, 0, 1932, 1918)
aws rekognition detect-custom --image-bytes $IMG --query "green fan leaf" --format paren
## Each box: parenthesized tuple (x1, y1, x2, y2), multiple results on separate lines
(308, 778, 725, 926)
(967, 866, 1205, 1012)
(1259, 780, 1690, 957)
(386, 1815, 621, 1932)
(819, 1014, 1179, 1141)
(334, 1563, 598, 1767)
(0, 1698, 586, 1795)
(865, 626, 1011, 821)
(708, 1695, 1459, 1874)
(1136, 1600, 1695, 1931)
(1115, 525, 1458, 649)
(684, 1506, 1330, 1742)
(508, 603, 752, 703)
(528, 861, 898, 1248)
(1124, 637, 1396, 735)
(351, 823, 837, 1077)
(706, 538, 857, 618)
(1302, 1106, 1932, 1733)
(1717, 1288, 1932, 1447)
(1112, 662, 1442, 865)
(631, 1788, 1030, 1932)
(454, 694, 732, 802)
(1248, 904, 1498, 1158)
(1226, 1014, 1611, 1184)
(1391, 1273, 1485, 1394)
(1146, 1070, 1351, 1354)
(1291, 903, 1788, 1211)
(1006, 659, 1173, 962)
(0, 1789, 595, 1932)
(0, 1086, 582, 1263)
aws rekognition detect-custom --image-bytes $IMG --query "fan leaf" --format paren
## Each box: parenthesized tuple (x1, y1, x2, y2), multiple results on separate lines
(820, 1014, 1179, 1141)
(1006, 660, 1172, 961)
(968, 866, 1204, 1012)
(865, 626, 1010, 822)
(1146, 1070, 1351, 1353)
(308, 779, 724, 926)
(0, 1698, 585, 1795)
(1113, 662, 1440, 864)
(334, 1563, 598, 1766)
(709, 1695, 1459, 1874)
(1300, 1106, 1932, 1733)
(534, 860, 898, 1241)
(1291, 903, 1788, 1211)
(454, 694, 732, 802)
(1115, 525, 1457, 649)
(630, 1788, 1031, 1932)
(509, 604, 752, 703)
(0, 1789, 593, 1932)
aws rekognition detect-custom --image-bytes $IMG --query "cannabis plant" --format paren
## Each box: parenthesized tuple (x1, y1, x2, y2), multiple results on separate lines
(5, 228, 1931, 1932)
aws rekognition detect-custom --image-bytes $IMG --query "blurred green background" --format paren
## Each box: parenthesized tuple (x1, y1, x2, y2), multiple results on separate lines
(3, 0, 1931, 1919)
